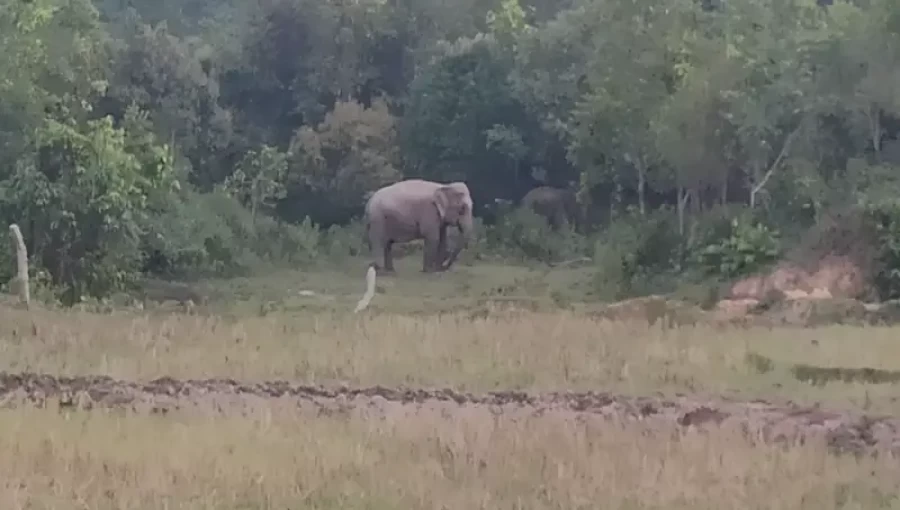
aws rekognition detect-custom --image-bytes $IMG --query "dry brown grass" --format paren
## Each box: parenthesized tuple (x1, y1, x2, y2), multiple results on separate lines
(0, 404, 895, 509)
(1, 306, 900, 413)
(2, 256, 900, 508)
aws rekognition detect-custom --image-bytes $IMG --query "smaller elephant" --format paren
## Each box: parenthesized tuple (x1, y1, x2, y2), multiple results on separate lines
(520, 185, 582, 231)
(364, 179, 475, 274)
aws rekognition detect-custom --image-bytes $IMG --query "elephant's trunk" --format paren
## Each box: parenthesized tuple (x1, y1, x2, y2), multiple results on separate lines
(442, 215, 473, 270)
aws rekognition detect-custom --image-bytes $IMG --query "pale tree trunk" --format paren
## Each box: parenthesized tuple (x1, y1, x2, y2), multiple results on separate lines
(749, 126, 800, 209)
(749, 160, 760, 209)
(636, 159, 646, 216)
(250, 184, 258, 226)
(869, 103, 882, 159)
(720, 170, 728, 206)
(676, 187, 692, 236)
(610, 172, 623, 219)
(9, 224, 30, 310)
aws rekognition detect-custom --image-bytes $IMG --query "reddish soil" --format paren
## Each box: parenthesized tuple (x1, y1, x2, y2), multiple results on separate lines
(1, 371, 898, 457)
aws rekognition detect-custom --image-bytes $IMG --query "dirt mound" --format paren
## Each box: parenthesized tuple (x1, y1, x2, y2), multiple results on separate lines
(728, 209, 879, 302)
(727, 255, 870, 302)
(1, 372, 899, 458)
(580, 295, 704, 326)
(756, 297, 871, 327)
(710, 296, 900, 328)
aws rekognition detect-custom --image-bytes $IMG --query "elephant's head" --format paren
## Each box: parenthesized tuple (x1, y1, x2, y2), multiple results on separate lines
(433, 182, 474, 270)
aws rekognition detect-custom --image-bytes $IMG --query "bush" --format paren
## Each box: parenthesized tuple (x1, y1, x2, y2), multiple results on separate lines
(693, 210, 781, 279)
(862, 201, 900, 300)
(322, 217, 368, 260)
(139, 188, 325, 280)
(486, 208, 590, 263)
(592, 207, 684, 300)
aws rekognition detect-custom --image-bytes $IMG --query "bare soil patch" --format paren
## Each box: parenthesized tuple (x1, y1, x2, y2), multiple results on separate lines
(2, 371, 899, 458)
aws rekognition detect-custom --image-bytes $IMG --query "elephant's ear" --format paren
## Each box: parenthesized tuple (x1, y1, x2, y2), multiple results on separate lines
(433, 186, 451, 221)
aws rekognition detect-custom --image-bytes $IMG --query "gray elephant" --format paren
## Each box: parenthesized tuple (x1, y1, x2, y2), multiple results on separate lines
(364, 179, 474, 274)
(520, 185, 581, 231)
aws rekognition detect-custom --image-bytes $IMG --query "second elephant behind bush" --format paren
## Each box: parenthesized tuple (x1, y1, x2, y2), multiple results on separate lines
(520, 186, 581, 231)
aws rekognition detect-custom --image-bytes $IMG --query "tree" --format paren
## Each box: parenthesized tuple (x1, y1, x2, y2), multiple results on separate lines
(0, 113, 175, 303)
(569, 0, 692, 216)
(222, 145, 289, 224)
(0, 0, 109, 166)
(818, 0, 900, 160)
(401, 34, 540, 204)
(102, 20, 235, 188)
(286, 98, 402, 225)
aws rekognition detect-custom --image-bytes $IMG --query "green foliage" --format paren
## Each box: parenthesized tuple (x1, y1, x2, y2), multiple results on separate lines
(287, 98, 402, 222)
(222, 145, 289, 222)
(862, 202, 900, 301)
(0, 113, 175, 303)
(401, 35, 543, 202)
(695, 215, 781, 279)
(322, 218, 367, 260)
(591, 208, 685, 300)
(139, 187, 320, 280)
(5, 0, 900, 303)
(104, 20, 234, 188)
(486, 208, 589, 264)
(191, 191, 321, 274)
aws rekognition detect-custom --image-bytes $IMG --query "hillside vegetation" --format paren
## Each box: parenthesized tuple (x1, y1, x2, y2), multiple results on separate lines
(1, 0, 900, 304)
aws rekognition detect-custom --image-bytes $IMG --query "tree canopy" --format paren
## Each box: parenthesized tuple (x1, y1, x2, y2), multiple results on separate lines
(3, 0, 900, 302)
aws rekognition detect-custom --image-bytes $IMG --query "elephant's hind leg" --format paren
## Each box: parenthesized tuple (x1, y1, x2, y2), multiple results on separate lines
(367, 218, 394, 274)
(383, 241, 396, 274)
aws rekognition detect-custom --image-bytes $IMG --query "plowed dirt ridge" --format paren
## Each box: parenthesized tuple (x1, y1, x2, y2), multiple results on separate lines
(1, 371, 898, 457)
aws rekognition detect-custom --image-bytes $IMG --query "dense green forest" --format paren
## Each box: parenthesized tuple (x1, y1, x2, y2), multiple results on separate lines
(2, 0, 900, 304)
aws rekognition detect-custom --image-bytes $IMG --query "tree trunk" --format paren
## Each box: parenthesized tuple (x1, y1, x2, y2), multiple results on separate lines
(677, 187, 691, 236)
(870, 103, 882, 159)
(9, 224, 30, 310)
(720, 171, 728, 206)
(749, 160, 760, 208)
(749, 126, 801, 209)
(637, 162, 646, 216)
(610, 172, 623, 219)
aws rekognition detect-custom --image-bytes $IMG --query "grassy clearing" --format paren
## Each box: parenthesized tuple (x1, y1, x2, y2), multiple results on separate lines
(2, 303, 900, 413)
(0, 405, 896, 509)
(1, 259, 899, 507)
(202, 257, 599, 316)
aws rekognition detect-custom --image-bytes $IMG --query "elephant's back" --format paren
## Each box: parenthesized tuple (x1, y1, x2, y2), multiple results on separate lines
(522, 186, 559, 207)
(368, 180, 439, 209)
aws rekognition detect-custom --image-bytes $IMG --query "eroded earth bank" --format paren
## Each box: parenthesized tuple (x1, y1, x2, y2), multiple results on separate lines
(2, 371, 898, 458)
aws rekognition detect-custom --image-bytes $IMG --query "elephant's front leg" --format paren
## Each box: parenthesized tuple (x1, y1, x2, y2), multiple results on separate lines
(422, 234, 441, 273)
(441, 230, 464, 271)
(436, 224, 449, 268)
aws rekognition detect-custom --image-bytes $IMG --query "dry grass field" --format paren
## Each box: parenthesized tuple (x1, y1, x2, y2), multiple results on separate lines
(0, 259, 899, 508)
(0, 405, 897, 510)
(2, 305, 899, 413)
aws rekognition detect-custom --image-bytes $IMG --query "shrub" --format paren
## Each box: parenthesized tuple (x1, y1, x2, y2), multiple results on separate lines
(322, 217, 368, 260)
(487, 208, 590, 263)
(592, 207, 684, 300)
(254, 215, 321, 265)
(862, 201, 900, 300)
(694, 211, 781, 279)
